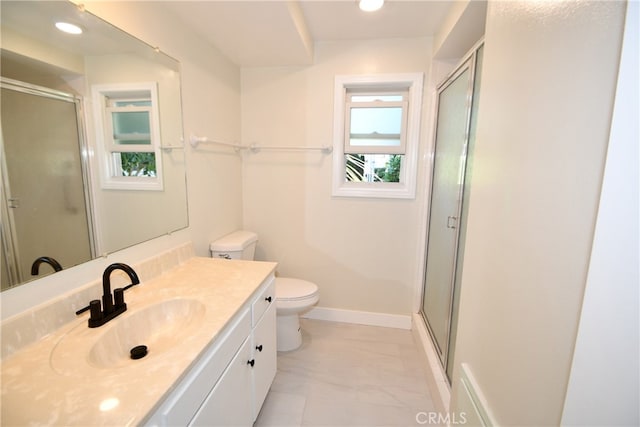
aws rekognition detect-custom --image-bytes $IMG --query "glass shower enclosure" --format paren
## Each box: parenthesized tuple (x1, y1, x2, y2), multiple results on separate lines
(421, 44, 483, 381)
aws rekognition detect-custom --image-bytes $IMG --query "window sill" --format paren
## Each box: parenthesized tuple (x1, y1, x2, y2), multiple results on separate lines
(332, 182, 415, 199)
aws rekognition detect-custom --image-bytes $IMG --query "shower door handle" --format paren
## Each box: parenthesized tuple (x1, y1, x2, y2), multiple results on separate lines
(447, 216, 457, 229)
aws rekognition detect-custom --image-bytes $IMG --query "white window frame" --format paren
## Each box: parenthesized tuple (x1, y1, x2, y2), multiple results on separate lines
(92, 82, 163, 191)
(332, 73, 423, 199)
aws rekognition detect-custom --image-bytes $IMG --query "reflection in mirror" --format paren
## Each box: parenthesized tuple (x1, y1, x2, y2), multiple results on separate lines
(1, 79, 94, 286)
(0, 1, 189, 291)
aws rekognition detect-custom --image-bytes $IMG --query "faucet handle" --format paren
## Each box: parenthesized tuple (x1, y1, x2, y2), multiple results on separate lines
(88, 300, 103, 327)
(114, 288, 127, 309)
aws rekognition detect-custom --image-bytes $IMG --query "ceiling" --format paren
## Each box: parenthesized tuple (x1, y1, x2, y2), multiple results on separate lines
(162, 1, 455, 67)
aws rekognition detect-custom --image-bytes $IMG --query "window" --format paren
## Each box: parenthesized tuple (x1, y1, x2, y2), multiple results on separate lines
(333, 74, 423, 198)
(92, 83, 163, 190)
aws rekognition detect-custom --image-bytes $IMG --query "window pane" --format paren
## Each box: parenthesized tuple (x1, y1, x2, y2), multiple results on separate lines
(112, 111, 151, 145)
(345, 154, 402, 183)
(349, 107, 402, 148)
(113, 152, 156, 177)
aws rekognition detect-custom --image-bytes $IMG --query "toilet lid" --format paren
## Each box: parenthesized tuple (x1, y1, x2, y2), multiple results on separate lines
(276, 278, 319, 301)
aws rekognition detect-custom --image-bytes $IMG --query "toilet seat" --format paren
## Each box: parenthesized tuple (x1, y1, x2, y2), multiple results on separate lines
(275, 278, 318, 301)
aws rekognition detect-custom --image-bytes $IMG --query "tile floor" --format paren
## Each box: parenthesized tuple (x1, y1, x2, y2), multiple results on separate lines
(254, 319, 440, 427)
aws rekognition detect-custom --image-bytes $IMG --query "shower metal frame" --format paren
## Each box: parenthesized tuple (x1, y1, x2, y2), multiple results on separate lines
(0, 77, 97, 288)
(420, 42, 483, 382)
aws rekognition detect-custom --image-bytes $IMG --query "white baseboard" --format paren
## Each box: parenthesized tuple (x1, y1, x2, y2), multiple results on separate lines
(412, 313, 451, 412)
(457, 363, 497, 426)
(301, 306, 412, 330)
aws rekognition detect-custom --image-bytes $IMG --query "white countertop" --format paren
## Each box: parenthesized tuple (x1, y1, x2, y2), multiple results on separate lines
(1, 257, 277, 426)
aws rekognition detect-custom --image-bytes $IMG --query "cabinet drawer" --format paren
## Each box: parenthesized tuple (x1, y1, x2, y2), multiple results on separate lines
(251, 275, 275, 327)
(151, 309, 251, 426)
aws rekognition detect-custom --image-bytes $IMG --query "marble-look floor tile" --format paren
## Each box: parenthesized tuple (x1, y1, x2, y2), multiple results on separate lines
(258, 319, 437, 427)
(302, 395, 423, 427)
(255, 390, 306, 427)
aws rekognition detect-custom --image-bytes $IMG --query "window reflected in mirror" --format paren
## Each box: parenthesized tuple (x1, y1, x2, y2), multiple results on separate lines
(0, 0, 188, 291)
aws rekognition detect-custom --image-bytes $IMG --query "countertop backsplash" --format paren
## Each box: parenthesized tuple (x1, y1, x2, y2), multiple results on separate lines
(1, 242, 195, 360)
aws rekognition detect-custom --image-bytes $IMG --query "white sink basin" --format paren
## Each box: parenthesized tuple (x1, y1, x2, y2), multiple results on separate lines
(50, 298, 206, 376)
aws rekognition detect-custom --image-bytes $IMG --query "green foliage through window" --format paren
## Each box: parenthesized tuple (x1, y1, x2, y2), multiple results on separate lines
(345, 154, 401, 183)
(118, 152, 156, 177)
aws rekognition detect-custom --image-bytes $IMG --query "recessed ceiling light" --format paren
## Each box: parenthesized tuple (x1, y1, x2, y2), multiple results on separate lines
(359, 0, 384, 12)
(55, 22, 83, 35)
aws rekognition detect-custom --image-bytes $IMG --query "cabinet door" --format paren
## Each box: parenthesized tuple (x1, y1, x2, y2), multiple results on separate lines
(252, 302, 277, 421)
(190, 338, 253, 427)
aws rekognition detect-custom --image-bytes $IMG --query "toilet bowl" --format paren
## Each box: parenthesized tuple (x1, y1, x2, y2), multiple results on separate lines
(210, 230, 319, 352)
(275, 277, 319, 351)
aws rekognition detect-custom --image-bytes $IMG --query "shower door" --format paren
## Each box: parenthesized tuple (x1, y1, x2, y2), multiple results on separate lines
(421, 45, 483, 381)
(1, 79, 94, 288)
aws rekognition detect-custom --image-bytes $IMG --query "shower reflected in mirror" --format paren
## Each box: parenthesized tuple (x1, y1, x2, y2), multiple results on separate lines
(1, 1, 188, 290)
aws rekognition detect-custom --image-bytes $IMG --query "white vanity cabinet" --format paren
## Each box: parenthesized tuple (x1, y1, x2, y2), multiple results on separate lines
(190, 337, 253, 426)
(251, 287, 277, 420)
(144, 274, 276, 426)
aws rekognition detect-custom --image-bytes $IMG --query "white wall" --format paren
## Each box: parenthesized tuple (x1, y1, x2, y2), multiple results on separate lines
(449, 1, 627, 425)
(561, 1, 639, 424)
(1, 1, 243, 320)
(241, 38, 432, 316)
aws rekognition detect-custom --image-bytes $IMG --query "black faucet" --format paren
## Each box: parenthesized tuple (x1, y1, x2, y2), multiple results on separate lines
(31, 256, 63, 275)
(86, 263, 140, 328)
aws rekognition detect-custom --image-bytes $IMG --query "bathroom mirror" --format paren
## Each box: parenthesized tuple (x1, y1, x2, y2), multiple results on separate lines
(0, 1, 188, 290)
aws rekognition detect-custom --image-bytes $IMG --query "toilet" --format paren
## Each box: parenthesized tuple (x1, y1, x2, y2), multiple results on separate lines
(210, 230, 319, 352)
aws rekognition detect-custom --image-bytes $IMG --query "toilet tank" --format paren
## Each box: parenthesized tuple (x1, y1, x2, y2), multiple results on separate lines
(210, 230, 258, 260)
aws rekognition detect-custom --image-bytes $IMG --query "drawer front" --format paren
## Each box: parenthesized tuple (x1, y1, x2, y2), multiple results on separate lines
(251, 274, 275, 327)
(151, 309, 251, 427)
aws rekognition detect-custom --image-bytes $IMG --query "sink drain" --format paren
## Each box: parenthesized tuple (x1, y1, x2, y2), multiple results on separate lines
(130, 345, 148, 360)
